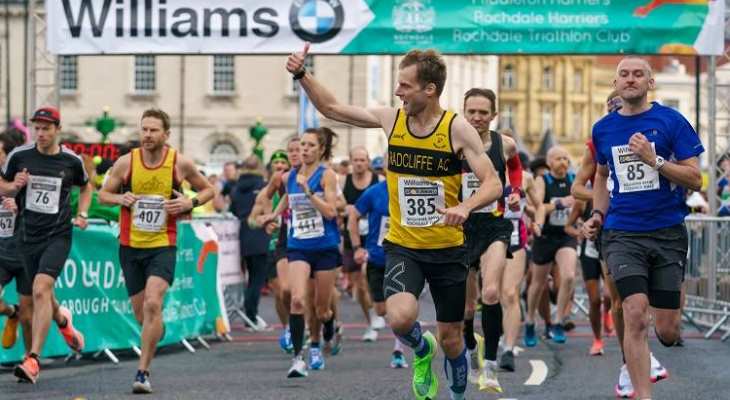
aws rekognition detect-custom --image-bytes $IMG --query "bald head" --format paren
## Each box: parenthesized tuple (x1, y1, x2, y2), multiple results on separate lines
(616, 57, 652, 77)
(547, 146, 570, 178)
(349, 146, 369, 160)
(614, 57, 654, 106)
(350, 145, 371, 175)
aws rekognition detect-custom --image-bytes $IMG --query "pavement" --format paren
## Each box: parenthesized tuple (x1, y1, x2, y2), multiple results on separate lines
(2, 289, 729, 400)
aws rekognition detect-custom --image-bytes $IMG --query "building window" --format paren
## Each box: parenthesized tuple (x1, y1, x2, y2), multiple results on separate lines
(542, 103, 554, 133)
(574, 68, 583, 93)
(542, 66, 554, 91)
(663, 99, 680, 110)
(573, 106, 583, 138)
(212, 55, 236, 94)
(292, 55, 315, 95)
(59, 56, 78, 93)
(500, 103, 514, 130)
(134, 55, 156, 93)
(210, 141, 239, 166)
(502, 64, 515, 90)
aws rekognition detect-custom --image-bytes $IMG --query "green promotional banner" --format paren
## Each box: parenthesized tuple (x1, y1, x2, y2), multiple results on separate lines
(47, 0, 725, 55)
(0, 222, 222, 364)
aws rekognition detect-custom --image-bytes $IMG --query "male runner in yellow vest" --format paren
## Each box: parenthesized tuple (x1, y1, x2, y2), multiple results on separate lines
(99, 109, 214, 394)
(286, 44, 502, 400)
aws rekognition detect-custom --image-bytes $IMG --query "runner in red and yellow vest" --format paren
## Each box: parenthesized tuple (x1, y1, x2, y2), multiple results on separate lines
(99, 108, 214, 394)
(119, 146, 183, 248)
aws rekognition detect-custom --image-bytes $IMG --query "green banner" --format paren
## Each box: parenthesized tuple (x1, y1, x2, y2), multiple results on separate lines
(0, 222, 221, 363)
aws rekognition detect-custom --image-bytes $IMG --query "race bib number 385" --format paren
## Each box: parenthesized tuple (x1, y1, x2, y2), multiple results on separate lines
(26, 175, 62, 214)
(611, 144, 659, 193)
(398, 177, 445, 227)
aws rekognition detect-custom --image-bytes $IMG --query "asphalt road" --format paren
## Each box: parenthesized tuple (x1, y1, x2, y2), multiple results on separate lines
(2, 290, 729, 400)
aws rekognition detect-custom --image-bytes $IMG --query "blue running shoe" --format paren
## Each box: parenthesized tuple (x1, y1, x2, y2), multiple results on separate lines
(309, 347, 325, 370)
(390, 351, 409, 369)
(524, 323, 537, 347)
(551, 324, 566, 344)
(279, 328, 293, 353)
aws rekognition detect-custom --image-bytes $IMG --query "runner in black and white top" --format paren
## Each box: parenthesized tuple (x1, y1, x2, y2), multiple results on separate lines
(0, 107, 91, 384)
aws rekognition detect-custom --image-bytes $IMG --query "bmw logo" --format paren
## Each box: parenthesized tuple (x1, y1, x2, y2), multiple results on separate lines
(290, 0, 345, 43)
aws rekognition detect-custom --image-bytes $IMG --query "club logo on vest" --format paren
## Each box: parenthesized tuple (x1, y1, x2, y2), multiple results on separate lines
(434, 133, 447, 149)
(290, 0, 344, 43)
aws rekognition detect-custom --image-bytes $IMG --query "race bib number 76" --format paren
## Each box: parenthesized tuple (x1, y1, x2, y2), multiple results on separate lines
(611, 144, 660, 193)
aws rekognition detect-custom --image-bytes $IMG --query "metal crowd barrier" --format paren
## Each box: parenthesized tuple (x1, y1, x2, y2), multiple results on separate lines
(683, 215, 730, 341)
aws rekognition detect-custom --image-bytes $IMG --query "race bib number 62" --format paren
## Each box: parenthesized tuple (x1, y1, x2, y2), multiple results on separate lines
(398, 177, 445, 227)
(611, 143, 660, 193)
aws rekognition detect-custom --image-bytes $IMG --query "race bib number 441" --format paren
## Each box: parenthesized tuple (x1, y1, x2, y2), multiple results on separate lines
(290, 193, 325, 240)
(26, 175, 62, 214)
(398, 177, 445, 227)
(611, 144, 660, 193)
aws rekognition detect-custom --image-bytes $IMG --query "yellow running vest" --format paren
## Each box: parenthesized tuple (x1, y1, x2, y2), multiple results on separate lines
(385, 109, 463, 249)
(120, 147, 182, 248)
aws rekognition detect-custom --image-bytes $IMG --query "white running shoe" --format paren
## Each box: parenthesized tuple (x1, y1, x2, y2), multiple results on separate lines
(362, 327, 378, 342)
(371, 315, 387, 330)
(478, 361, 503, 393)
(615, 364, 635, 399)
(467, 348, 481, 385)
(650, 353, 669, 383)
(287, 356, 308, 378)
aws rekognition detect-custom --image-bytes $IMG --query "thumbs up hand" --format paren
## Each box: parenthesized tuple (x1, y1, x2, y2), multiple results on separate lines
(286, 42, 310, 75)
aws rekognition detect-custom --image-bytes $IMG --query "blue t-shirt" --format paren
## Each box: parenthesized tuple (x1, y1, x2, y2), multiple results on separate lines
(718, 176, 730, 216)
(354, 181, 389, 267)
(593, 102, 704, 231)
(286, 165, 340, 250)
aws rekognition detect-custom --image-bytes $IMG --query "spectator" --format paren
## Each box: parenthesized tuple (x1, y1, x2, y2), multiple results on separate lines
(229, 156, 270, 328)
(717, 156, 730, 216)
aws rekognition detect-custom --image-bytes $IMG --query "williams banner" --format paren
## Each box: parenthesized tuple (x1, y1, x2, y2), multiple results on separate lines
(47, 0, 726, 55)
(0, 222, 224, 364)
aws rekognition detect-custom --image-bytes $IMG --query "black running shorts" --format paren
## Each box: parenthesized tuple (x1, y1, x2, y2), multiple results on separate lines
(0, 258, 31, 296)
(464, 215, 513, 268)
(531, 234, 578, 266)
(383, 241, 467, 323)
(119, 246, 177, 297)
(19, 234, 72, 281)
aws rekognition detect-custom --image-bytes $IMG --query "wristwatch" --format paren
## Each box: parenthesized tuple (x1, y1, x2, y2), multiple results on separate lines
(292, 68, 306, 81)
(191, 197, 200, 209)
(653, 156, 666, 171)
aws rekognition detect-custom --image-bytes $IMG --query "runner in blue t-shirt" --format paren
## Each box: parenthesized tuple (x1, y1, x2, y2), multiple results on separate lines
(584, 58, 704, 400)
(348, 169, 409, 370)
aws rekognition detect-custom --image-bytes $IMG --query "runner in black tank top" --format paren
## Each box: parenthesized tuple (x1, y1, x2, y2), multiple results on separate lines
(341, 146, 381, 342)
(524, 146, 578, 348)
(461, 89, 522, 393)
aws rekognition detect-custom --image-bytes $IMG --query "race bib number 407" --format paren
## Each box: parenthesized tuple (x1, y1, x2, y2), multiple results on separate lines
(398, 177, 445, 227)
(611, 144, 660, 193)
(132, 195, 168, 232)
(26, 175, 62, 214)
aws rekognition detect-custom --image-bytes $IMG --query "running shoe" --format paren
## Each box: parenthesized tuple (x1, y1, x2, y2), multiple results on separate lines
(132, 370, 152, 394)
(563, 319, 576, 332)
(615, 364, 635, 399)
(390, 351, 409, 369)
(467, 333, 485, 384)
(551, 324, 567, 344)
(542, 323, 553, 340)
(287, 356, 308, 378)
(57, 306, 85, 352)
(309, 347, 325, 370)
(523, 323, 538, 347)
(371, 315, 387, 330)
(589, 338, 604, 356)
(362, 326, 378, 342)
(412, 331, 439, 400)
(478, 361, 503, 393)
(650, 353, 668, 383)
(279, 327, 293, 353)
(499, 350, 515, 372)
(2, 305, 19, 349)
(14, 356, 39, 384)
(330, 325, 343, 356)
(603, 311, 615, 336)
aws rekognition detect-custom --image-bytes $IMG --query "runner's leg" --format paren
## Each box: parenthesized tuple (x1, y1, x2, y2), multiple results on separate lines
(139, 276, 170, 372)
(288, 260, 311, 357)
(501, 249, 526, 351)
(29, 274, 55, 355)
(480, 241, 507, 364)
(555, 247, 577, 324)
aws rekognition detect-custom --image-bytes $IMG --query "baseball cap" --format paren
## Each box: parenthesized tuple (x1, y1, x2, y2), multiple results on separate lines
(270, 149, 289, 165)
(31, 106, 61, 125)
(372, 156, 385, 171)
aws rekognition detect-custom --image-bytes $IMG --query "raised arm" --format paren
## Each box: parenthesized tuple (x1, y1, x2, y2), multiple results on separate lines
(286, 43, 395, 129)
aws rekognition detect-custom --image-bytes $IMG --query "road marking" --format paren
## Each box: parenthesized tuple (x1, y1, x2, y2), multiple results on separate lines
(524, 359, 548, 386)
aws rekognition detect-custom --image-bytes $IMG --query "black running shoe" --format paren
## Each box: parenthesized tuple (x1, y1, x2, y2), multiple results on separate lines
(499, 350, 515, 372)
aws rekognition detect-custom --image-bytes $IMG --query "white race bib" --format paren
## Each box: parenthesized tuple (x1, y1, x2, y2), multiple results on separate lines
(132, 195, 168, 232)
(290, 193, 325, 239)
(584, 239, 599, 259)
(549, 207, 570, 226)
(377, 216, 390, 247)
(611, 144, 660, 193)
(510, 219, 520, 247)
(504, 198, 526, 220)
(461, 172, 497, 213)
(26, 175, 62, 214)
(0, 206, 16, 238)
(398, 177, 445, 227)
(358, 217, 370, 236)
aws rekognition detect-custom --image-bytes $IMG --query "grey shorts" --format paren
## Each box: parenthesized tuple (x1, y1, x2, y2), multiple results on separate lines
(602, 224, 688, 306)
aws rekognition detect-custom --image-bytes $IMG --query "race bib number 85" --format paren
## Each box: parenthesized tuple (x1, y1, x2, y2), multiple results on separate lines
(398, 177, 445, 227)
(611, 144, 659, 193)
